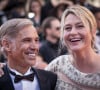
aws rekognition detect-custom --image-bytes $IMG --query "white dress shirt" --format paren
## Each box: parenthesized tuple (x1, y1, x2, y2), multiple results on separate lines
(9, 67, 40, 90)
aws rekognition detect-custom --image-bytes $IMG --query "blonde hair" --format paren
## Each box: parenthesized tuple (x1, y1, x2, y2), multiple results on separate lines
(60, 5, 97, 50)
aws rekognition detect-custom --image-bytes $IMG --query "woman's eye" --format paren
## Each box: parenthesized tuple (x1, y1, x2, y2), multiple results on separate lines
(64, 27, 71, 31)
(77, 25, 84, 28)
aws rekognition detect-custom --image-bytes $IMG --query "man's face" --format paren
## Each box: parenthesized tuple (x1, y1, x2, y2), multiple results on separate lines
(0, 0, 8, 10)
(95, 12, 100, 30)
(7, 25, 39, 67)
(49, 19, 61, 39)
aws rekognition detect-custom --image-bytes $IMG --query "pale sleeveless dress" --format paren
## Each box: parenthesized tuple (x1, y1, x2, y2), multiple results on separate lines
(46, 55, 100, 90)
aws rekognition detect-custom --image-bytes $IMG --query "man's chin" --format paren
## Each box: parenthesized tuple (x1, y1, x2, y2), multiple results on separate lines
(28, 60, 36, 66)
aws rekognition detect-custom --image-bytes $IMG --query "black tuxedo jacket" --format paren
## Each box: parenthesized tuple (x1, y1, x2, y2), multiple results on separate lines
(0, 65, 57, 90)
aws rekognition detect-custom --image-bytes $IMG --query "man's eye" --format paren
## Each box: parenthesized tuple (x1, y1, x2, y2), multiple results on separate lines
(35, 39, 39, 43)
(23, 39, 31, 42)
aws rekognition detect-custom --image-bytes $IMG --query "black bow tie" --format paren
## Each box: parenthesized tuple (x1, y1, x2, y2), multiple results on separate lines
(9, 70, 34, 83)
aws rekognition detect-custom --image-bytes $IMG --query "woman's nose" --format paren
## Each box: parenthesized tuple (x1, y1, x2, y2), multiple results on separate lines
(70, 27, 77, 34)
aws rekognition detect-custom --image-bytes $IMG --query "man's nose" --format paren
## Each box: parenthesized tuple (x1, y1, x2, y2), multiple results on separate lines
(30, 41, 39, 49)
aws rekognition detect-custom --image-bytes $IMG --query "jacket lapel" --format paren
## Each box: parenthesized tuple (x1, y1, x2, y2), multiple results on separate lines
(32, 68, 48, 90)
(0, 65, 15, 90)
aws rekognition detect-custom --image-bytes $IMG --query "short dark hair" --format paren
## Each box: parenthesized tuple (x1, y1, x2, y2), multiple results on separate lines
(41, 17, 59, 38)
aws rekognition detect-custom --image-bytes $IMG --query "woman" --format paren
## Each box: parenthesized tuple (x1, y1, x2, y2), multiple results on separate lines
(28, 0, 42, 27)
(46, 5, 100, 90)
(26, 0, 43, 36)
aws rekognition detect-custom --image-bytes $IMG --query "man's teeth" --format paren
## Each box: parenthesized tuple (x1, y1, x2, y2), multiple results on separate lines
(28, 54, 36, 56)
(70, 38, 81, 42)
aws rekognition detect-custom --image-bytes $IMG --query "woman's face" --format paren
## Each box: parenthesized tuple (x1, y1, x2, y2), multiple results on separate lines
(63, 14, 92, 52)
(31, 1, 41, 13)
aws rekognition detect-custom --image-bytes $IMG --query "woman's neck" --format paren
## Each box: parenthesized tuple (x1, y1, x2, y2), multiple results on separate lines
(72, 48, 99, 73)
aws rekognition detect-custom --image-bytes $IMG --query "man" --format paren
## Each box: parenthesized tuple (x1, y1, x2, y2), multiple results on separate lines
(94, 7, 100, 53)
(0, 18, 57, 90)
(39, 17, 67, 64)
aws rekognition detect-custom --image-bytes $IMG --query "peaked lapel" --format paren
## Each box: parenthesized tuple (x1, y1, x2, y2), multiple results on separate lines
(32, 68, 49, 90)
(0, 65, 15, 90)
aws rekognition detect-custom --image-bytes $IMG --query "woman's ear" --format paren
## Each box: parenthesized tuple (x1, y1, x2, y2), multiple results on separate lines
(92, 29, 97, 39)
(93, 29, 97, 34)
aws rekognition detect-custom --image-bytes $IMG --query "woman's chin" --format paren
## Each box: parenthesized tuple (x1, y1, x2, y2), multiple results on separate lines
(69, 46, 83, 52)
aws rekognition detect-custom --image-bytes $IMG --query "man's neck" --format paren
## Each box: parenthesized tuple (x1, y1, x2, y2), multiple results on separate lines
(9, 66, 31, 75)
(7, 61, 30, 75)
(46, 37, 58, 44)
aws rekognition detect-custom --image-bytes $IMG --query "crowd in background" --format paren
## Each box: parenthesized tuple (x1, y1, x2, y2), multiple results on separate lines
(0, 0, 100, 69)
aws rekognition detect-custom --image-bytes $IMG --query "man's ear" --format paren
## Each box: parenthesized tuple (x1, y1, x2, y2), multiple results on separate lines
(1, 38, 11, 52)
(46, 28, 51, 36)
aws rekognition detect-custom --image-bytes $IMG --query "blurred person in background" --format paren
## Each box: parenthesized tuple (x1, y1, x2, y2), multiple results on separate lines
(0, 0, 9, 62)
(26, 0, 43, 41)
(52, 3, 70, 20)
(93, 7, 100, 53)
(4, 0, 26, 19)
(39, 17, 67, 64)
(27, 0, 42, 29)
(41, 0, 75, 23)
(0, 0, 8, 25)
(75, 0, 96, 11)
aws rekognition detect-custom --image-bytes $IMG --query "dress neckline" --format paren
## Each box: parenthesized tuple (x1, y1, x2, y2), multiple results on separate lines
(60, 55, 100, 89)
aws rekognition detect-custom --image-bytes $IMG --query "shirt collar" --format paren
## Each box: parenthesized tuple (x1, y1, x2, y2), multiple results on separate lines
(9, 67, 33, 76)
